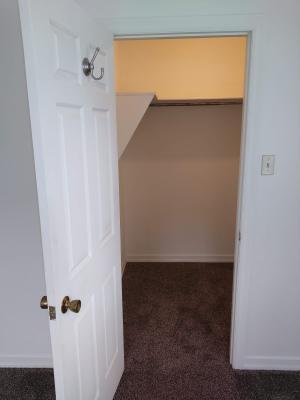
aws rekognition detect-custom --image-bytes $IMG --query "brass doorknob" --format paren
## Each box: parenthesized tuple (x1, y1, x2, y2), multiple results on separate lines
(40, 296, 48, 309)
(61, 296, 81, 314)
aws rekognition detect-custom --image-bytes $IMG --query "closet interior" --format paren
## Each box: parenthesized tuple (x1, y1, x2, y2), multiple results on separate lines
(114, 36, 247, 270)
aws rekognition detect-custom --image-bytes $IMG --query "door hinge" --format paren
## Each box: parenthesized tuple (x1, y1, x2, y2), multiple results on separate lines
(49, 306, 56, 321)
(238, 231, 241, 241)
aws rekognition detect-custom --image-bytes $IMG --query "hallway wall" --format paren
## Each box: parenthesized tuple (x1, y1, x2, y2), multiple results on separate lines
(120, 104, 242, 262)
(0, 0, 51, 367)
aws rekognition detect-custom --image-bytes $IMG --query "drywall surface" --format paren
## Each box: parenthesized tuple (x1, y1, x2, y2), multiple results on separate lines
(77, 0, 267, 19)
(120, 105, 242, 262)
(114, 37, 247, 100)
(78, 0, 300, 370)
(0, 0, 51, 367)
(117, 93, 155, 157)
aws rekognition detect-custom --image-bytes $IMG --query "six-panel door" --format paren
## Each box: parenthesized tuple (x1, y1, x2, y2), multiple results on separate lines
(19, 1, 124, 399)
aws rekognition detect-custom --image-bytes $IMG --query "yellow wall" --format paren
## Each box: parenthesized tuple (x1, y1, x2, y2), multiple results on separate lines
(114, 37, 247, 100)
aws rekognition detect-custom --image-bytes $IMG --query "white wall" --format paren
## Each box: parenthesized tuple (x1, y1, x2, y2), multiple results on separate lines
(120, 105, 242, 262)
(78, 0, 267, 20)
(79, 0, 300, 370)
(0, 0, 51, 367)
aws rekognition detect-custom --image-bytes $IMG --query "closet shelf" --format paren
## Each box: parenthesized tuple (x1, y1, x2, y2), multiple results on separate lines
(150, 98, 243, 107)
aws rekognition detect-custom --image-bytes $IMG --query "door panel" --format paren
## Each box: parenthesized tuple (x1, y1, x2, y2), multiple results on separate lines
(102, 267, 118, 375)
(50, 20, 81, 83)
(19, 1, 124, 399)
(93, 109, 114, 242)
(75, 295, 100, 400)
(57, 104, 90, 271)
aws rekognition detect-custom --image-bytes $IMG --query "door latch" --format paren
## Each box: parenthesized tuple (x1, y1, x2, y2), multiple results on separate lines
(40, 296, 56, 320)
(49, 306, 56, 321)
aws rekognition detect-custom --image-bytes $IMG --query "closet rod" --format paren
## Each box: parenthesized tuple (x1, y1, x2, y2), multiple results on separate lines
(150, 98, 243, 107)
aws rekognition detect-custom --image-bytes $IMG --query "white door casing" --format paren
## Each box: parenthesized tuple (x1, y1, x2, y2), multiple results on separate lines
(19, 1, 124, 399)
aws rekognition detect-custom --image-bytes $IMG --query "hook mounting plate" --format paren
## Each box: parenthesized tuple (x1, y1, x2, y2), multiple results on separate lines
(82, 57, 92, 77)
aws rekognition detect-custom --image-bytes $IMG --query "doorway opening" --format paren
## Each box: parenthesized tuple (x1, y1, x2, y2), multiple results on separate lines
(114, 35, 249, 375)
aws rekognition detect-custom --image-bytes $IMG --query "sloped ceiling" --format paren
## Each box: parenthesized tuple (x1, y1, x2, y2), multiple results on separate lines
(116, 93, 155, 158)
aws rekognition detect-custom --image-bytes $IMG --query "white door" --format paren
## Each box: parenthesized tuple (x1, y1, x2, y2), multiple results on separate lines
(19, 1, 124, 399)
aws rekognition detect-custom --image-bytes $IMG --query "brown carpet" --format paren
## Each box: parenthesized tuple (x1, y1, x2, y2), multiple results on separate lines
(1, 262, 300, 399)
(113, 262, 300, 400)
(0, 368, 55, 399)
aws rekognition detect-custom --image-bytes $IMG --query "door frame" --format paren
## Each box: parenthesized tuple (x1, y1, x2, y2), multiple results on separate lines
(113, 15, 261, 368)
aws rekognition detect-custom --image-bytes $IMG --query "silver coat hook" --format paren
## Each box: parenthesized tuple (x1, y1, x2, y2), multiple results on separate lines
(82, 47, 104, 80)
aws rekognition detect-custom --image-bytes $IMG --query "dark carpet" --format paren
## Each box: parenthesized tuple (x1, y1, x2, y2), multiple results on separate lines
(1, 262, 300, 399)
(114, 262, 300, 400)
(0, 368, 55, 399)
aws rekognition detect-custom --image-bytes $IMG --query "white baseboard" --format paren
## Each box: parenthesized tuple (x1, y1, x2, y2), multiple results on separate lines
(242, 356, 300, 371)
(125, 254, 234, 263)
(0, 354, 53, 368)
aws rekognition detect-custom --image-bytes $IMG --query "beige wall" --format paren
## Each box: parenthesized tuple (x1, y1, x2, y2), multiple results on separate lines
(114, 37, 247, 100)
(120, 104, 242, 262)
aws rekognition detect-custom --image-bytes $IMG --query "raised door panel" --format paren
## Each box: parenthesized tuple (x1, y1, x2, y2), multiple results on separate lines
(87, 109, 114, 251)
(50, 20, 81, 83)
(75, 296, 100, 400)
(56, 104, 91, 274)
(102, 267, 118, 378)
